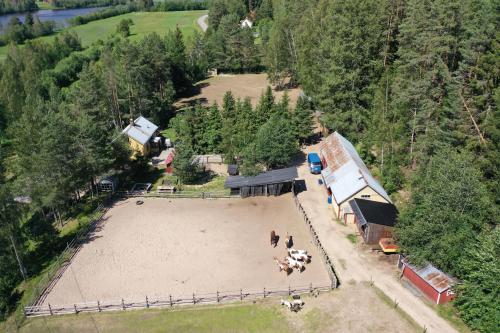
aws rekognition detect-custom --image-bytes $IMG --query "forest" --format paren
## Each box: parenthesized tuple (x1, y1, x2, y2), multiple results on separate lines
(0, 0, 498, 332)
(0, 0, 37, 14)
(253, 0, 498, 331)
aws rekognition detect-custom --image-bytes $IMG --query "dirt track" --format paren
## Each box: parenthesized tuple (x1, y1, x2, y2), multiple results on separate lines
(43, 195, 330, 306)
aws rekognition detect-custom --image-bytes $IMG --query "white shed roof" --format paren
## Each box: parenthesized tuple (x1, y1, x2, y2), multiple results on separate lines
(122, 116, 158, 145)
(320, 132, 391, 204)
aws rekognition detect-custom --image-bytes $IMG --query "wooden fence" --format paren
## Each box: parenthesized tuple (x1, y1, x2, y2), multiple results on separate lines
(292, 192, 340, 288)
(25, 283, 332, 317)
(117, 190, 237, 199)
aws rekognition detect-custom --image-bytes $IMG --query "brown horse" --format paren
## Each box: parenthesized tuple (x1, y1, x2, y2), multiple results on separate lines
(270, 230, 278, 247)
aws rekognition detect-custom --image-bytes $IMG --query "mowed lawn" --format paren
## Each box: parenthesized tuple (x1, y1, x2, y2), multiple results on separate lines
(18, 303, 290, 333)
(0, 10, 207, 59)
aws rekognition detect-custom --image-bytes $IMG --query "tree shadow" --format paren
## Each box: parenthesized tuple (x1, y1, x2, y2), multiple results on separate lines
(176, 81, 210, 99)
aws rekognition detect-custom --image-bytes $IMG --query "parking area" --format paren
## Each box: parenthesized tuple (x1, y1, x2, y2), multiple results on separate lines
(42, 195, 331, 306)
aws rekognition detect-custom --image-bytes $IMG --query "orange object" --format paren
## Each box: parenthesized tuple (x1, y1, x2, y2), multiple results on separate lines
(379, 238, 399, 253)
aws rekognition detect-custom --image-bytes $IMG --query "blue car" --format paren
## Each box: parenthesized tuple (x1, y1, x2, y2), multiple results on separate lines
(307, 153, 322, 174)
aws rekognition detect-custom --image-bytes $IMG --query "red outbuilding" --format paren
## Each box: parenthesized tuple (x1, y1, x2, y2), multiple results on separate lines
(399, 256, 457, 305)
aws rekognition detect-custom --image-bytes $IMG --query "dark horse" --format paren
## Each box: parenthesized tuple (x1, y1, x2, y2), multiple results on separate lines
(270, 230, 279, 247)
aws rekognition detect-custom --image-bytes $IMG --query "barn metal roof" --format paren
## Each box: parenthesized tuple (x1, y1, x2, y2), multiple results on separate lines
(319, 132, 391, 204)
(402, 258, 457, 293)
(349, 198, 398, 227)
(122, 116, 158, 145)
(224, 167, 297, 188)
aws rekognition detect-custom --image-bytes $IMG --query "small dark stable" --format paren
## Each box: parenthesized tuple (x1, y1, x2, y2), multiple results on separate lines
(224, 167, 298, 197)
(349, 198, 398, 245)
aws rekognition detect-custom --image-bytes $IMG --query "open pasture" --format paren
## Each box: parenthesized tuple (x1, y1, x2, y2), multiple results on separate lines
(176, 73, 302, 108)
(0, 10, 207, 59)
(42, 195, 331, 306)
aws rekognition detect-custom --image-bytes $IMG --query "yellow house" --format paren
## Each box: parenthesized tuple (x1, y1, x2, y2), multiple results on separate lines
(319, 132, 392, 223)
(122, 116, 158, 157)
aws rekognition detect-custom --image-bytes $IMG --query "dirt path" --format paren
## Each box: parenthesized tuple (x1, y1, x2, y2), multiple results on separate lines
(197, 14, 208, 32)
(296, 143, 457, 333)
(282, 283, 420, 333)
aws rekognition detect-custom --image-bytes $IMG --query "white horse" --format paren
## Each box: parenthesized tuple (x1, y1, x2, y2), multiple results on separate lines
(281, 299, 304, 312)
(286, 256, 305, 272)
(288, 249, 311, 262)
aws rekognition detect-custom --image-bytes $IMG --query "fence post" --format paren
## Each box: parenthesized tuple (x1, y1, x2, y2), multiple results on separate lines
(97, 300, 101, 312)
(74, 304, 78, 314)
(216, 291, 219, 303)
(240, 289, 243, 301)
(288, 285, 291, 296)
(146, 296, 149, 308)
(48, 304, 53, 316)
(169, 295, 173, 307)
(263, 287, 266, 298)
(122, 298, 125, 310)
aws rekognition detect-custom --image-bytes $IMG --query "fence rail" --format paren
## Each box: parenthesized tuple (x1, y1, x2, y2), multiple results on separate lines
(25, 283, 332, 317)
(292, 190, 340, 288)
(116, 190, 237, 199)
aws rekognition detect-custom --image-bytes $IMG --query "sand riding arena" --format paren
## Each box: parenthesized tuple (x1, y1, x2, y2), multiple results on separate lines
(40, 194, 331, 309)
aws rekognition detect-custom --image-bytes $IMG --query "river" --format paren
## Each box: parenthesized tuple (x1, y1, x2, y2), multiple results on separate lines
(0, 7, 106, 31)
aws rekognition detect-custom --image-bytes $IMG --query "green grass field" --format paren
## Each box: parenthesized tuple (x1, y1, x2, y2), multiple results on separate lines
(0, 10, 207, 59)
(17, 303, 289, 333)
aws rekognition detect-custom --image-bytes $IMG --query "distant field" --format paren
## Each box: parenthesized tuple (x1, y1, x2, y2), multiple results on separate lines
(0, 10, 207, 59)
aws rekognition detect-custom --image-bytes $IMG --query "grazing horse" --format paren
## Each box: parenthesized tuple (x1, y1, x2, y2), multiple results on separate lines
(270, 230, 278, 247)
(281, 299, 304, 312)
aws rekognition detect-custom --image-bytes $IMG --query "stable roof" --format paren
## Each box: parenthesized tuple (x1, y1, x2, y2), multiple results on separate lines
(349, 198, 398, 227)
(224, 167, 297, 188)
(122, 116, 158, 145)
(319, 132, 391, 204)
(402, 258, 457, 293)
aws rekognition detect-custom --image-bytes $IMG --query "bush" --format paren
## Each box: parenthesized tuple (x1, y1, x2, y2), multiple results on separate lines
(68, 4, 138, 26)
(153, 0, 208, 12)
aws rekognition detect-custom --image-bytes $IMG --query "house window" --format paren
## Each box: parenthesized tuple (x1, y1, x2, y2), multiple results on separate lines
(361, 194, 371, 198)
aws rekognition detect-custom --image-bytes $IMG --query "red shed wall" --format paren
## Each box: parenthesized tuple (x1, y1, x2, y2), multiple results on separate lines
(438, 288, 455, 304)
(403, 265, 439, 303)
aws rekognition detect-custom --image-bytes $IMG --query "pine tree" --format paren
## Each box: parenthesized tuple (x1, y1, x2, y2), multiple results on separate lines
(254, 114, 298, 169)
(255, 86, 275, 126)
(293, 95, 314, 144)
(202, 103, 223, 153)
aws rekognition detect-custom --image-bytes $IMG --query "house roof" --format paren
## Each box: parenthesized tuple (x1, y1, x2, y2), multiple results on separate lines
(402, 258, 457, 293)
(122, 116, 158, 145)
(224, 167, 297, 188)
(319, 132, 391, 204)
(349, 198, 398, 227)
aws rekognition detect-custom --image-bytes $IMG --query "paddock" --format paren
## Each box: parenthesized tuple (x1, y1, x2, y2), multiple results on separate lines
(41, 195, 331, 306)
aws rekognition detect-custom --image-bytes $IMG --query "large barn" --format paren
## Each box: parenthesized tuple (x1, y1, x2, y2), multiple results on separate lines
(224, 167, 297, 197)
(319, 132, 391, 221)
(398, 256, 457, 305)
